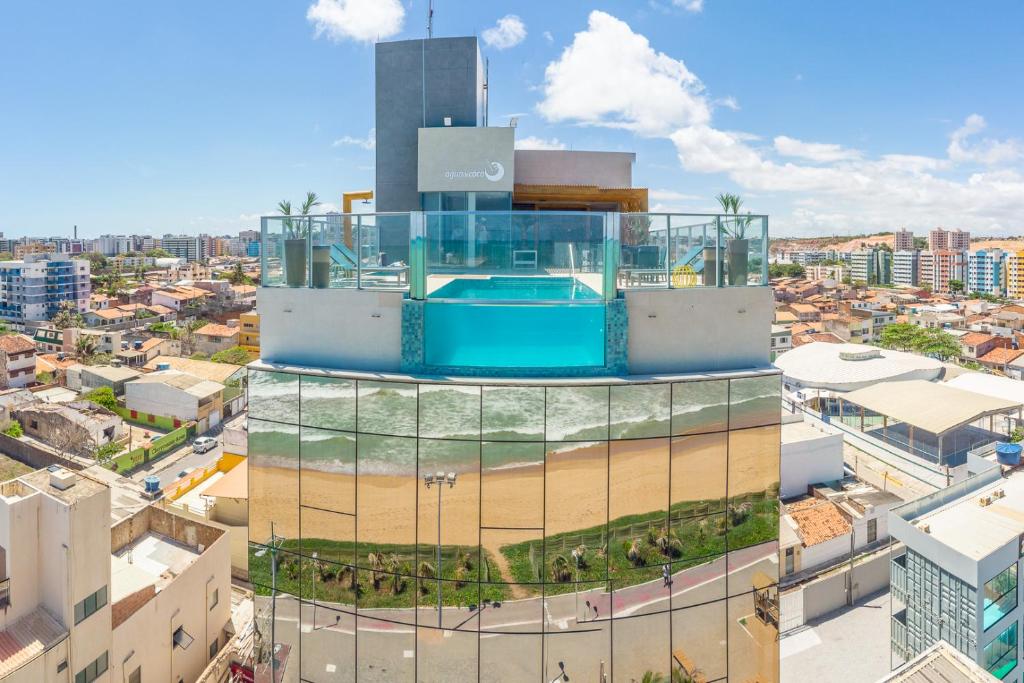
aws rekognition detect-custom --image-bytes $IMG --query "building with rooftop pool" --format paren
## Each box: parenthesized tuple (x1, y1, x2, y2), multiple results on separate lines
(248, 34, 780, 683)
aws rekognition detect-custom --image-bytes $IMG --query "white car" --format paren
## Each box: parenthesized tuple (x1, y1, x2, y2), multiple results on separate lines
(192, 436, 218, 454)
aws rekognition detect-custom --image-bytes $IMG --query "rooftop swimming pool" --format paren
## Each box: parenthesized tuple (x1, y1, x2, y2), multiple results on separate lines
(429, 276, 601, 301)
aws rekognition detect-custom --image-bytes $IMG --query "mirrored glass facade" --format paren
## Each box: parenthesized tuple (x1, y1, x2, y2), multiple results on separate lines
(249, 369, 781, 682)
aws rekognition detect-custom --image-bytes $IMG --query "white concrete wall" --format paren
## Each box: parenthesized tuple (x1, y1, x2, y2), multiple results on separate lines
(125, 382, 197, 421)
(0, 489, 41, 627)
(258, 288, 404, 372)
(112, 530, 232, 683)
(801, 532, 853, 573)
(625, 287, 774, 374)
(781, 431, 845, 498)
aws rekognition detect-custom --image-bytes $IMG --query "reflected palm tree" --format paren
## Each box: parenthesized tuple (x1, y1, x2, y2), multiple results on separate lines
(550, 555, 572, 583)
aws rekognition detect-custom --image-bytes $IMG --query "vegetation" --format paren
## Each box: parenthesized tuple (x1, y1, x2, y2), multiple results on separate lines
(0, 252, 13, 261)
(278, 191, 321, 239)
(102, 272, 128, 298)
(210, 346, 254, 365)
(148, 321, 176, 334)
(190, 352, 209, 361)
(83, 386, 118, 411)
(879, 323, 962, 360)
(36, 371, 55, 384)
(51, 301, 84, 329)
(145, 248, 173, 258)
(948, 279, 965, 295)
(0, 453, 31, 480)
(715, 192, 752, 239)
(3, 421, 23, 438)
(639, 671, 700, 683)
(94, 441, 124, 463)
(225, 261, 252, 285)
(83, 252, 108, 272)
(768, 263, 805, 279)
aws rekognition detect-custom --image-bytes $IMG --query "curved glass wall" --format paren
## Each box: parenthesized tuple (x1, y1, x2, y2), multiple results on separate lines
(248, 368, 781, 682)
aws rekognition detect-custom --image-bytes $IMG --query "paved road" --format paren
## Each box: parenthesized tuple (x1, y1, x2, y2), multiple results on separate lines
(256, 542, 779, 682)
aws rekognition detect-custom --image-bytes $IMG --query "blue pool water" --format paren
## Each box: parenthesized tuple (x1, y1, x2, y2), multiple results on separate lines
(430, 276, 601, 301)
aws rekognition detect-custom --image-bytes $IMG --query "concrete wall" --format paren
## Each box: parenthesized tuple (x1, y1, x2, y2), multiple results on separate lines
(625, 286, 774, 374)
(258, 288, 404, 372)
(514, 149, 634, 187)
(781, 430, 844, 498)
(801, 533, 852, 571)
(791, 547, 892, 625)
(375, 37, 481, 212)
(0, 485, 41, 627)
(125, 381, 197, 422)
(6, 639, 70, 683)
(0, 433, 85, 471)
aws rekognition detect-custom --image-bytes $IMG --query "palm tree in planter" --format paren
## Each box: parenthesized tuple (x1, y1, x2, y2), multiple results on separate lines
(278, 191, 321, 287)
(715, 192, 754, 286)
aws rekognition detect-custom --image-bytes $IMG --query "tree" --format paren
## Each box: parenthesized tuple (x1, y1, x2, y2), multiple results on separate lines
(75, 334, 98, 361)
(948, 279, 965, 295)
(104, 272, 127, 298)
(211, 346, 254, 365)
(3, 421, 22, 438)
(914, 327, 962, 360)
(226, 261, 252, 285)
(146, 248, 173, 258)
(879, 323, 923, 352)
(83, 386, 118, 411)
(0, 252, 13, 261)
(51, 301, 84, 330)
(768, 263, 805, 279)
(84, 252, 108, 272)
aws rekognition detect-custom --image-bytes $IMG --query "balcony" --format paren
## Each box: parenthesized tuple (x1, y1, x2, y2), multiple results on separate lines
(0, 577, 9, 609)
(892, 608, 909, 661)
(260, 211, 769, 299)
(891, 553, 908, 605)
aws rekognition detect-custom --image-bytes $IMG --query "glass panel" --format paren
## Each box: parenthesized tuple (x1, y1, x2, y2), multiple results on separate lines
(543, 615, 610, 683)
(354, 213, 412, 290)
(254, 593, 301, 683)
(301, 601, 355, 683)
(481, 528, 544, 588)
(357, 614, 415, 681)
(249, 369, 300, 424)
(672, 432, 727, 516)
(300, 427, 355, 515)
(300, 507, 355, 571)
(418, 384, 480, 440)
(357, 380, 417, 437)
(729, 591, 780, 683)
(612, 609, 671, 682)
(730, 375, 781, 430)
(261, 216, 285, 288)
(609, 383, 670, 439)
(481, 441, 544, 529)
(609, 439, 670, 592)
(482, 386, 545, 441)
(300, 375, 356, 432)
(729, 542, 779, 598)
(249, 418, 299, 543)
(728, 425, 781, 552)
(480, 633, 542, 683)
(545, 386, 609, 442)
(672, 599, 727, 681)
(672, 380, 728, 436)
(984, 621, 1019, 680)
(984, 564, 1018, 631)
(356, 434, 417, 559)
(544, 441, 608, 585)
(417, 619, 479, 682)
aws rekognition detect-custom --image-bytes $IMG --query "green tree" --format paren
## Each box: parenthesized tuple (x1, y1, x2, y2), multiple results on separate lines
(84, 252, 108, 272)
(913, 327, 962, 360)
(83, 386, 118, 410)
(768, 263, 805, 279)
(3, 421, 23, 438)
(226, 261, 252, 285)
(51, 301, 84, 330)
(0, 252, 13, 261)
(210, 346, 254, 365)
(947, 279, 965, 295)
(146, 248, 173, 258)
(879, 323, 924, 351)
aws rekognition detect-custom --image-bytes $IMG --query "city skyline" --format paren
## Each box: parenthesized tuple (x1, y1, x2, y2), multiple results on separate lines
(1, 1, 1022, 237)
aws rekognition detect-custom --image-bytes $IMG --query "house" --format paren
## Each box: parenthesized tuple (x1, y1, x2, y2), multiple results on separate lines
(125, 370, 224, 432)
(150, 286, 212, 312)
(230, 284, 256, 307)
(959, 332, 1010, 361)
(77, 365, 142, 396)
(238, 311, 259, 352)
(977, 347, 1024, 374)
(770, 324, 791, 361)
(784, 303, 821, 322)
(12, 400, 124, 456)
(114, 337, 179, 367)
(192, 322, 240, 356)
(142, 355, 245, 386)
(82, 308, 133, 328)
(0, 334, 37, 388)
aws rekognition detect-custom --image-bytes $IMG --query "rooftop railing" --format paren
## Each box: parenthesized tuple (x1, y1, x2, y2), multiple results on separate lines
(260, 211, 768, 300)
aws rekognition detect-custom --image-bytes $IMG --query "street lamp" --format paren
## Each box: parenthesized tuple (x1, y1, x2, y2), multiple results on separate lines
(424, 471, 456, 628)
(254, 522, 285, 675)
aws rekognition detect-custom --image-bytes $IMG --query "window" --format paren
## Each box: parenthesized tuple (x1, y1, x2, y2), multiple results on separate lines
(984, 622, 1018, 680)
(73, 586, 107, 625)
(784, 547, 795, 575)
(984, 565, 1019, 631)
(209, 638, 219, 659)
(74, 651, 108, 683)
(128, 667, 141, 683)
(867, 518, 878, 544)
(209, 588, 218, 610)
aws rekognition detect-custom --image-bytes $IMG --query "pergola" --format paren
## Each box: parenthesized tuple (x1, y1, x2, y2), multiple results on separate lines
(836, 380, 1023, 467)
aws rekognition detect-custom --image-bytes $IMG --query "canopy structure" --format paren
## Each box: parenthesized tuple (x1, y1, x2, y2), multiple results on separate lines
(836, 380, 1023, 467)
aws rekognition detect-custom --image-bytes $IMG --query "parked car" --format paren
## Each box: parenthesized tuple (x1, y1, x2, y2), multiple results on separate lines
(192, 436, 217, 454)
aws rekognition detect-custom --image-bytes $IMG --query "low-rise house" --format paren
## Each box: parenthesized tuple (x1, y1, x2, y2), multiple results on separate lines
(977, 347, 1024, 374)
(784, 303, 821, 322)
(230, 284, 256, 307)
(0, 334, 37, 388)
(151, 285, 213, 313)
(770, 324, 792, 360)
(13, 400, 124, 456)
(192, 322, 240, 356)
(83, 307, 134, 328)
(32, 326, 63, 353)
(89, 293, 111, 310)
(78, 364, 142, 396)
(114, 337, 179, 367)
(959, 332, 1010, 361)
(125, 370, 224, 432)
(142, 355, 246, 385)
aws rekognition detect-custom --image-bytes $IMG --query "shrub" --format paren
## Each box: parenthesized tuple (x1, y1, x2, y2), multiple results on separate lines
(3, 421, 22, 438)
(83, 386, 118, 410)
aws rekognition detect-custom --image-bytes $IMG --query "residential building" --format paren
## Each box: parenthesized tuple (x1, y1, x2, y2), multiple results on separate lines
(142, 355, 246, 386)
(789, 250, 828, 266)
(806, 264, 846, 282)
(771, 324, 791, 361)
(894, 228, 915, 252)
(78, 364, 142, 396)
(95, 234, 132, 256)
(161, 235, 206, 262)
(114, 337, 179, 367)
(950, 229, 972, 251)
(851, 249, 893, 285)
(0, 253, 90, 327)
(929, 228, 971, 253)
(881, 641, 1003, 682)
(0, 467, 233, 683)
(238, 311, 259, 352)
(890, 462, 1024, 680)
(920, 250, 967, 294)
(151, 285, 212, 312)
(13, 399, 123, 455)
(193, 322, 240, 356)
(959, 332, 1011, 361)
(968, 249, 1006, 297)
(125, 370, 224, 431)
(1006, 252, 1024, 299)
(0, 334, 37, 388)
(893, 250, 920, 287)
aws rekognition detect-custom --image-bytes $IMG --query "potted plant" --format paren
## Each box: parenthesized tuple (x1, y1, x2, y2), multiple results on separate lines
(278, 192, 320, 287)
(716, 192, 753, 286)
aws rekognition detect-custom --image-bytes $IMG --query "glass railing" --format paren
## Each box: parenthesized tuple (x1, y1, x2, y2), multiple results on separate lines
(261, 211, 769, 298)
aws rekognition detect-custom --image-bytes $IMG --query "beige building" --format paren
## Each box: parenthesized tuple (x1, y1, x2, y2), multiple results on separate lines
(0, 467, 233, 683)
(192, 322, 240, 356)
(124, 370, 224, 432)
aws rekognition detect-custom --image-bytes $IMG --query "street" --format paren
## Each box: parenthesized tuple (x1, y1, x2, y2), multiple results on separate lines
(128, 411, 246, 487)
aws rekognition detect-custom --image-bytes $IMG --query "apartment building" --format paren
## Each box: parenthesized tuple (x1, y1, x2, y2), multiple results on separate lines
(894, 229, 915, 252)
(890, 462, 1024, 680)
(806, 264, 847, 282)
(851, 249, 893, 285)
(920, 250, 967, 293)
(1006, 252, 1024, 299)
(893, 250, 920, 287)
(968, 249, 1006, 297)
(0, 335, 37, 388)
(0, 254, 90, 327)
(929, 228, 971, 252)
(160, 235, 207, 263)
(238, 311, 259, 352)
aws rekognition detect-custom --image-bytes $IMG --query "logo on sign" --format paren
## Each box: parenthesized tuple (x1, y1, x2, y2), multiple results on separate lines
(443, 161, 505, 183)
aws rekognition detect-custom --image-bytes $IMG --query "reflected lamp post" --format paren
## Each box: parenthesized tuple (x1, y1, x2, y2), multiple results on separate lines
(254, 522, 285, 675)
(423, 471, 456, 628)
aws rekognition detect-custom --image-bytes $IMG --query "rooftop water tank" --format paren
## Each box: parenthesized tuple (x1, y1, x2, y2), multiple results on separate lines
(156, 362, 171, 371)
(144, 476, 160, 493)
(995, 442, 1022, 466)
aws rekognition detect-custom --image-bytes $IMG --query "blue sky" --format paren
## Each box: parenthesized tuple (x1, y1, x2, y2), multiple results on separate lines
(1, 1, 1022, 238)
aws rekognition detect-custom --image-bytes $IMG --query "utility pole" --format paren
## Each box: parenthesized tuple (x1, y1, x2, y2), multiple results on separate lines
(424, 472, 455, 628)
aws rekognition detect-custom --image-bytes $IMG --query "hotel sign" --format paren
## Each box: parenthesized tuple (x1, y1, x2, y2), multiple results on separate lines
(417, 126, 515, 193)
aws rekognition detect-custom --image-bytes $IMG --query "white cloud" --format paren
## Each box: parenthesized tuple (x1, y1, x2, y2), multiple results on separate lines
(674, 0, 704, 12)
(773, 135, 862, 162)
(332, 129, 375, 150)
(947, 114, 1023, 166)
(714, 96, 740, 111)
(538, 11, 1024, 235)
(649, 189, 704, 201)
(537, 11, 709, 136)
(482, 15, 527, 50)
(306, 0, 403, 43)
(515, 136, 566, 151)
(543, 31, 554, 43)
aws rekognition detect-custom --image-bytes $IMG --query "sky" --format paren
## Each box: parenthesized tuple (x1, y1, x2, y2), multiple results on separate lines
(1, 1, 1023, 238)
